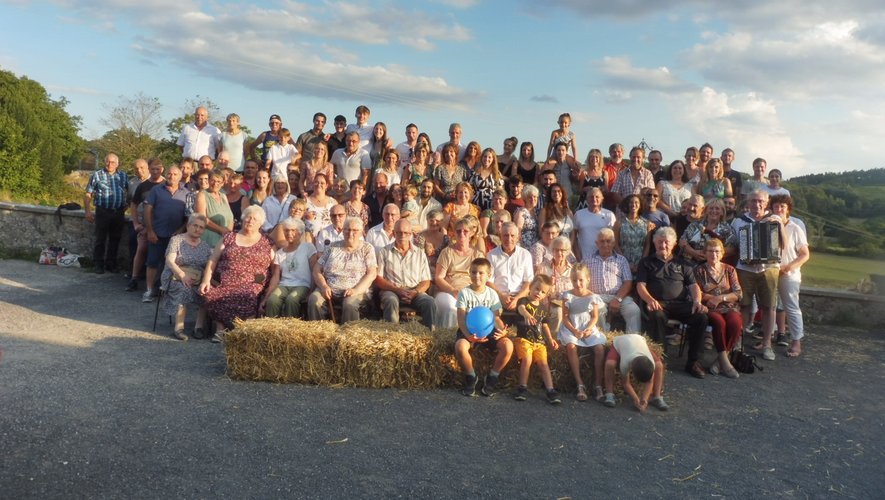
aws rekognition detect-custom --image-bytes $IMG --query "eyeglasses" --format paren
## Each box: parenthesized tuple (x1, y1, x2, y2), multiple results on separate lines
(645, 194, 659, 198)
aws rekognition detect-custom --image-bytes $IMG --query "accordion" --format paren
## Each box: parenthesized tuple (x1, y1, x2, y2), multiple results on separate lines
(738, 221, 781, 264)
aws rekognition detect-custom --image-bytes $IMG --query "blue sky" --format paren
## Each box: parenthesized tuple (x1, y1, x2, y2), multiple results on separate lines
(2, 0, 884, 179)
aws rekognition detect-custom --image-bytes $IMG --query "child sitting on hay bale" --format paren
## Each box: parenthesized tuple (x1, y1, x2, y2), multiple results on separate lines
(603, 333, 669, 412)
(513, 274, 562, 404)
(455, 258, 514, 398)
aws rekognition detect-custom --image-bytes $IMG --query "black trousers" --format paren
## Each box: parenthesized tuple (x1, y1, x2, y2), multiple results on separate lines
(647, 301, 708, 367)
(93, 206, 126, 270)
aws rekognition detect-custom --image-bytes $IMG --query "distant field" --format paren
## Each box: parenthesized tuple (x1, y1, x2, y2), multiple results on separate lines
(802, 252, 885, 289)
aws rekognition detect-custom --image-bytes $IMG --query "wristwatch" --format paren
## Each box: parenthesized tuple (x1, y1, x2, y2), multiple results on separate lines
(613, 297, 622, 303)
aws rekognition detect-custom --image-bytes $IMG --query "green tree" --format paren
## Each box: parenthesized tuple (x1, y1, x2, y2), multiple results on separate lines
(0, 68, 83, 196)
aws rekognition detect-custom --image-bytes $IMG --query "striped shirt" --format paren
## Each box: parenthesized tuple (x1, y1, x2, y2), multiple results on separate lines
(86, 169, 129, 209)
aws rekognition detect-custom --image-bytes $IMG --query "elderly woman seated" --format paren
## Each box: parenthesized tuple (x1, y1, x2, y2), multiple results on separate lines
(635, 227, 709, 379)
(259, 217, 318, 318)
(161, 213, 213, 341)
(307, 216, 378, 323)
(199, 205, 275, 342)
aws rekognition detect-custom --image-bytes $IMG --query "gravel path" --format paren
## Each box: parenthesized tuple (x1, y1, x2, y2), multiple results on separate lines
(1, 259, 882, 498)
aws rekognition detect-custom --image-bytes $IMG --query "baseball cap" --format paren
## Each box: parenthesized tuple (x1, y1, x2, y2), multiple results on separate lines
(269, 114, 282, 122)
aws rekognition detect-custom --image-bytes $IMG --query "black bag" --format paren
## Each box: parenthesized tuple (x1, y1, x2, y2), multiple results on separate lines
(730, 344, 763, 374)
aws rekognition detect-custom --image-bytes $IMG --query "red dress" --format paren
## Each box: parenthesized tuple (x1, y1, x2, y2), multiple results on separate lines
(205, 232, 273, 328)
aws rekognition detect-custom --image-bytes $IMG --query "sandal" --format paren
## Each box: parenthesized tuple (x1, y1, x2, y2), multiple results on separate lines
(576, 384, 588, 402)
(593, 385, 605, 402)
(785, 349, 801, 358)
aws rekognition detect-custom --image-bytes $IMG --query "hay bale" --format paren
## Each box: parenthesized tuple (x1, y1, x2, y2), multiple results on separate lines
(225, 317, 664, 397)
(224, 317, 338, 384)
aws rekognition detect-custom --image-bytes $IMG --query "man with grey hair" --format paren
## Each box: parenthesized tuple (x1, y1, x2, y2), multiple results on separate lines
(587, 228, 642, 334)
(573, 187, 616, 261)
(731, 188, 785, 361)
(374, 219, 437, 328)
(366, 203, 400, 252)
(636, 226, 709, 379)
(84, 153, 129, 274)
(433, 122, 467, 164)
(488, 221, 534, 311)
(177, 106, 221, 160)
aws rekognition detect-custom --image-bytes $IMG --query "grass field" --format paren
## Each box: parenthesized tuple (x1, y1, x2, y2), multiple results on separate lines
(802, 252, 885, 289)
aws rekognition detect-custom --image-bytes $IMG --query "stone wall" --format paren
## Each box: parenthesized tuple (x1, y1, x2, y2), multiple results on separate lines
(799, 287, 884, 332)
(0, 201, 129, 265)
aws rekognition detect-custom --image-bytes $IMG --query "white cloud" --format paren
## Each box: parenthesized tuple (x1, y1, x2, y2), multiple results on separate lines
(684, 22, 885, 100)
(674, 87, 806, 177)
(434, 0, 478, 8)
(47, 0, 476, 108)
(597, 56, 697, 94)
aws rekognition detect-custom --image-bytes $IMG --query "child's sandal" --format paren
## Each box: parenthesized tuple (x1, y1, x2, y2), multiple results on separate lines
(576, 385, 588, 402)
(593, 385, 605, 402)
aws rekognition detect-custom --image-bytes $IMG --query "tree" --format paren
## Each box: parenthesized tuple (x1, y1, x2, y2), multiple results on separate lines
(101, 92, 165, 139)
(0, 68, 82, 197)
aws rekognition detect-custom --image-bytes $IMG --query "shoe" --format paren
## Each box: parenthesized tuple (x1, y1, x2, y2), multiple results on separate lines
(546, 389, 562, 405)
(172, 330, 188, 341)
(513, 386, 528, 401)
(593, 385, 605, 402)
(762, 347, 776, 361)
(461, 374, 478, 397)
(481, 374, 499, 397)
(649, 396, 669, 411)
(576, 384, 588, 402)
(141, 290, 154, 303)
(686, 361, 706, 379)
(709, 364, 720, 376)
(125, 279, 138, 292)
(775, 332, 789, 347)
(722, 367, 740, 379)
(192, 327, 206, 340)
(210, 331, 225, 344)
(94, 267, 105, 275)
(603, 393, 616, 408)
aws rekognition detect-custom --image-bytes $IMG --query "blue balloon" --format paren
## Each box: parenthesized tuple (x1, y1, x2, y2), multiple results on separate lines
(465, 307, 495, 338)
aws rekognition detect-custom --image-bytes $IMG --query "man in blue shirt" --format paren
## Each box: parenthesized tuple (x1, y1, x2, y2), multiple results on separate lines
(84, 153, 129, 274)
(142, 165, 188, 301)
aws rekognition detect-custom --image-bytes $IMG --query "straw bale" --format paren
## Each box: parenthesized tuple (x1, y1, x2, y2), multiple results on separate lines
(224, 317, 338, 384)
(225, 317, 665, 397)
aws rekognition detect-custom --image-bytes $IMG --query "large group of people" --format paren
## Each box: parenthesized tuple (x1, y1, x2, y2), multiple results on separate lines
(84, 105, 811, 405)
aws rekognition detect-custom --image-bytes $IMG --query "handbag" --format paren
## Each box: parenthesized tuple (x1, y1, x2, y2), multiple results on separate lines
(730, 343, 763, 374)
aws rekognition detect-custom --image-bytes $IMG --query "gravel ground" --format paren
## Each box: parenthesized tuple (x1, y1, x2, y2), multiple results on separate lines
(1, 259, 883, 499)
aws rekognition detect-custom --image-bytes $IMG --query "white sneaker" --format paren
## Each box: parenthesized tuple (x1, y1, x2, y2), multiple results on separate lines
(141, 290, 154, 303)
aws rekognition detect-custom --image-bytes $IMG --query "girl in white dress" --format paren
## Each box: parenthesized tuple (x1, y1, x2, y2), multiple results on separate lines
(558, 263, 607, 402)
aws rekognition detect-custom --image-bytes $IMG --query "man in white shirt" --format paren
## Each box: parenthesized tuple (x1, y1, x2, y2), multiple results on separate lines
(316, 205, 353, 253)
(365, 204, 400, 252)
(374, 219, 436, 328)
(330, 131, 371, 185)
(433, 122, 467, 164)
(395, 123, 419, 172)
(573, 187, 616, 261)
(344, 105, 373, 152)
(177, 106, 221, 160)
(488, 222, 534, 311)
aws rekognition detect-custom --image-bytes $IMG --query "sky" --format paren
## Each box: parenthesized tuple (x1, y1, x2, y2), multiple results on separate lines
(2, 0, 884, 180)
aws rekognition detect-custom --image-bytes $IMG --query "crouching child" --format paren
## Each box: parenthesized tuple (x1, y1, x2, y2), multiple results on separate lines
(603, 333, 669, 412)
